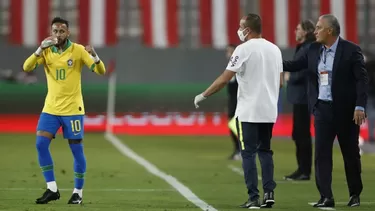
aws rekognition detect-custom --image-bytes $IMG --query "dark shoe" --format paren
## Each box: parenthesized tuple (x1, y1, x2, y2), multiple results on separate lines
(239, 198, 260, 209)
(283, 170, 300, 180)
(35, 189, 60, 204)
(67, 193, 82, 204)
(312, 197, 324, 207)
(313, 197, 335, 208)
(284, 171, 310, 181)
(261, 191, 275, 208)
(347, 195, 360, 207)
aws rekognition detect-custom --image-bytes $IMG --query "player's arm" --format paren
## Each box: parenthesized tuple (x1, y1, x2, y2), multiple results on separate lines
(194, 46, 247, 108)
(280, 72, 284, 88)
(23, 36, 57, 72)
(282, 45, 309, 72)
(23, 52, 45, 72)
(202, 70, 236, 98)
(279, 57, 284, 88)
(82, 45, 106, 75)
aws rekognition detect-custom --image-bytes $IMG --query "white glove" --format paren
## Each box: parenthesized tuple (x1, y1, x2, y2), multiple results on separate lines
(194, 93, 207, 108)
(40, 37, 57, 49)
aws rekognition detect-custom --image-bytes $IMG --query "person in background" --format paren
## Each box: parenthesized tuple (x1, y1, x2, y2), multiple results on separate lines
(0, 69, 37, 85)
(284, 20, 316, 181)
(225, 44, 241, 160)
(364, 52, 375, 143)
(358, 51, 375, 154)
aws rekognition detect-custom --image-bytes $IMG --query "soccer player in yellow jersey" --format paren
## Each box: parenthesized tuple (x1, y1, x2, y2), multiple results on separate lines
(23, 17, 106, 205)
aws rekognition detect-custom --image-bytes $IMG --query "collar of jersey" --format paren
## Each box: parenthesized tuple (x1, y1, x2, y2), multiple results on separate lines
(51, 39, 72, 54)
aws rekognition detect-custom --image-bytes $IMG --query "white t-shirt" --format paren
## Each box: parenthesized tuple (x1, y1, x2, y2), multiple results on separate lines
(226, 38, 283, 123)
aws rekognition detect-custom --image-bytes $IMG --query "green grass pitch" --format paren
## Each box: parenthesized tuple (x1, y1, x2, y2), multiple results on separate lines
(0, 133, 375, 211)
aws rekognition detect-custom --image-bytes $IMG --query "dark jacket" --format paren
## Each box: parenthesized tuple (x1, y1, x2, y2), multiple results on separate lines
(283, 37, 368, 119)
(287, 40, 314, 104)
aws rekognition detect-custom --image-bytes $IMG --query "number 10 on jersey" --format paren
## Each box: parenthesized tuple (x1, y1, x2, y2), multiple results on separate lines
(56, 68, 66, 80)
(70, 120, 81, 133)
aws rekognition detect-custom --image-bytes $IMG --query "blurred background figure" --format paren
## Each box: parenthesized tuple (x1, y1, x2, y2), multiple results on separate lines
(225, 44, 241, 160)
(359, 51, 375, 154)
(284, 20, 316, 181)
(0, 69, 37, 85)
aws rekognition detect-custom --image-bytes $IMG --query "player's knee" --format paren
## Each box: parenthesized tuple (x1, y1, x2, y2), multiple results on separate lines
(35, 135, 51, 151)
(68, 139, 82, 144)
(36, 130, 54, 139)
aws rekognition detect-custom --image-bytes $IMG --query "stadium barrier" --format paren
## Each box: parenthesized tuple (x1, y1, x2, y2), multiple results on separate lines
(0, 113, 370, 140)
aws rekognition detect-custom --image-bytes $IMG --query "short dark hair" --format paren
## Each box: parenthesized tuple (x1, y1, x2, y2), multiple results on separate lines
(51, 17, 69, 28)
(300, 19, 316, 41)
(244, 13, 262, 34)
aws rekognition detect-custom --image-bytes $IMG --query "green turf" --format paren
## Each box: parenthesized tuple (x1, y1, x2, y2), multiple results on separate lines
(0, 133, 375, 210)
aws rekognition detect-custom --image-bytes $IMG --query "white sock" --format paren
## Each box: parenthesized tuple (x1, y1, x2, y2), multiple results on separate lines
(73, 188, 83, 198)
(47, 181, 57, 192)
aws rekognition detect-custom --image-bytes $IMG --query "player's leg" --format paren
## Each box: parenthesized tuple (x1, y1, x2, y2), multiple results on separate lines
(228, 96, 240, 160)
(227, 83, 240, 160)
(236, 119, 261, 209)
(61, 115, 85, 204)
(258, 123, 276, 208)
(35, 113, 62, 204)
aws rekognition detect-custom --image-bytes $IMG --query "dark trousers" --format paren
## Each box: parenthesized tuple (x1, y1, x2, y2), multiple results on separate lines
(314, 100, 363, 198)
(236, 119, 276, 200)
(292, 104, 312, 175)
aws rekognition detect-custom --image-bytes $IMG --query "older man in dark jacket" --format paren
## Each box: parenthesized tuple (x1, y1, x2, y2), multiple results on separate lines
(284, 20, 316, 181)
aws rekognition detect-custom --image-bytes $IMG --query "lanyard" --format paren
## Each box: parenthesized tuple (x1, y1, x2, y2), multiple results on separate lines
(322, 49, 331, 64)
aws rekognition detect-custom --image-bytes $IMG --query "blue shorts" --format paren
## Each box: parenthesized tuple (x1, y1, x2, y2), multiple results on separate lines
(37, 112, 84, 139)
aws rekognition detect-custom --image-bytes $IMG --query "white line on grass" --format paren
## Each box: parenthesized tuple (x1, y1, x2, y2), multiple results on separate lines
(308, 202, 336, 210)
(0, 188, 175, 192)
(227, 165, 311, 184)
(105, 133, 218, 211)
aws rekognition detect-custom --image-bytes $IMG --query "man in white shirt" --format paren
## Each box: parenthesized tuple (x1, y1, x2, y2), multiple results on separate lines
(194, 13, 283, 209)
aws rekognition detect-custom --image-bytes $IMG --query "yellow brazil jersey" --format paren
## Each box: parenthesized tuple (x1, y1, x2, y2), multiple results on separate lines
(23, 40, 106, 116)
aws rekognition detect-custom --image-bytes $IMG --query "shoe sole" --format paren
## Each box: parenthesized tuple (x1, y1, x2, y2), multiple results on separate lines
(35, 197, 60, 204)
(68, 200, 83, 204)
(349, 203, 360, 207)
(249, 207, 260, 209)
(260, 200, 274, 208)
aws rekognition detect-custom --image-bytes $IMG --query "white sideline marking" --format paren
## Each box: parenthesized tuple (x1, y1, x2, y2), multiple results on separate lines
(227, 165, 309, 184)
(105, 133, 218, 211)
(0, 188, 175, 192)
(308, 202, 336, 210)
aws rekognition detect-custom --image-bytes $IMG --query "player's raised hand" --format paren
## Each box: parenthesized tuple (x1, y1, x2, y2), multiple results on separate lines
(40, 36, 57, 49)
(85, 45, 97, 57)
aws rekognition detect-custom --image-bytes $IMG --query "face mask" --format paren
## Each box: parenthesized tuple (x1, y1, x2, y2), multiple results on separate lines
(237, 28, 249, 41)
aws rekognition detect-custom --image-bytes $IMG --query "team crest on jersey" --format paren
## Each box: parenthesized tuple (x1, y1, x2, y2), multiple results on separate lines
(67, 59, 73, 67)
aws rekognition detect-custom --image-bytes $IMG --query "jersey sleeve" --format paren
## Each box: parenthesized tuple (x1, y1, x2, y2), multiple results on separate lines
(226, 45, 248, 72)
(23, 53, 45, 72)
(80, 46, 106, 75)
